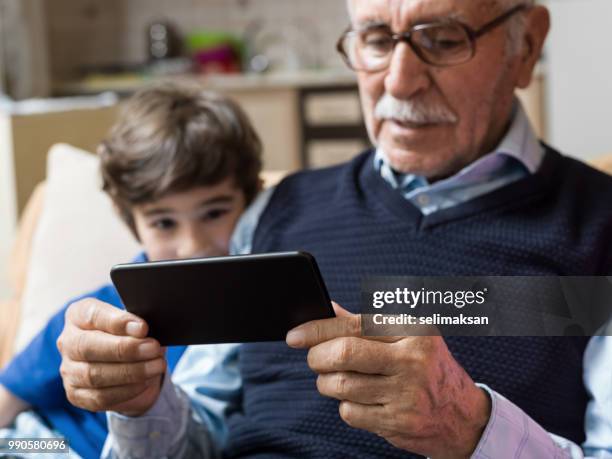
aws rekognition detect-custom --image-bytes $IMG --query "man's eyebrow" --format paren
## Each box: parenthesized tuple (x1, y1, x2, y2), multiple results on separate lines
(419, 11, 465, 24)
(354, 19, 390, 30)
(355, 11, 465, 31)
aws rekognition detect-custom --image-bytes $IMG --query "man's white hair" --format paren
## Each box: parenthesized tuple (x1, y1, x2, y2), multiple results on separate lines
(495, 0, 536, 55)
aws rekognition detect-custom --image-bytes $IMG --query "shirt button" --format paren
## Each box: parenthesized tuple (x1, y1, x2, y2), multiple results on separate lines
(150, 431, 161, 440)
(417, 194, 430, 206)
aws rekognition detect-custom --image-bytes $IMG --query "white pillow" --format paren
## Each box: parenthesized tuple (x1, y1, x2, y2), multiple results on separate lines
(15, 144, 140, 352)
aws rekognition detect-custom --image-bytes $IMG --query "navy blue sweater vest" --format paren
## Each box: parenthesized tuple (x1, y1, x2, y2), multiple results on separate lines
(225, 148, 612, 458)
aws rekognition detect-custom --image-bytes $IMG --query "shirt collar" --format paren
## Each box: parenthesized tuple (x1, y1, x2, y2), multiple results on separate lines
(374, 99, 544, 189)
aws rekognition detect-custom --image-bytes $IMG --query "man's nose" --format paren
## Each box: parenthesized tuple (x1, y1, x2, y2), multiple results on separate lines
(384, 42, 431, 100)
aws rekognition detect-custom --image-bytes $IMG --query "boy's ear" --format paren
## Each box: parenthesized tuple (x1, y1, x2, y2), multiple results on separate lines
(257, 177, 265, 191)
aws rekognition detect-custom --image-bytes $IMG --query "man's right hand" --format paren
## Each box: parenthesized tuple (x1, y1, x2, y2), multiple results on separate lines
(57, 298, 167, 417)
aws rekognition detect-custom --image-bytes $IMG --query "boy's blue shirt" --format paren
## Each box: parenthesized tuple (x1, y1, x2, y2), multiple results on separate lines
(0, 252, 187, 459)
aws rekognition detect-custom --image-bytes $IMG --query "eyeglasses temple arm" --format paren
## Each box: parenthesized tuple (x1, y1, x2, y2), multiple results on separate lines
(472, 4, 528, 39)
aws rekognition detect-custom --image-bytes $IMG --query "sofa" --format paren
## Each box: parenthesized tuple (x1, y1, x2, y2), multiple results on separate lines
(0, 146, 610, 366)
(0, 143, 286, 366)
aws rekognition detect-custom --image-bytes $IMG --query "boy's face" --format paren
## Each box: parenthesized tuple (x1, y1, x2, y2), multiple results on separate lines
(131, 178, 247, 261)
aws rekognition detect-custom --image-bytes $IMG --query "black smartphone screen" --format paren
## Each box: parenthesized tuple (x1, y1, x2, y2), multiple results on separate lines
(110, 251, 334, 345)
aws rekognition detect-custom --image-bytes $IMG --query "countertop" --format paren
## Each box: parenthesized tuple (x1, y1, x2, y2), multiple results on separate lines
(54, 69, 358, 96)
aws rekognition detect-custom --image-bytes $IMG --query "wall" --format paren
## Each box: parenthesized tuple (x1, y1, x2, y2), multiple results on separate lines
(46, 0, 349, 82)
(0, 112, 17, 300)
(0, 0, 50, 99)
(543, 0, 612, 160)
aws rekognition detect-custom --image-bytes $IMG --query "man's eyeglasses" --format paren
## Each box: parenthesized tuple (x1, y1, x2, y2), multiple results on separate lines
(336, 4, 528, 71)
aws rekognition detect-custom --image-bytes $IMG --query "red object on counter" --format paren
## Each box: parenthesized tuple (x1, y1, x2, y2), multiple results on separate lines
(193, 44, 240, 74)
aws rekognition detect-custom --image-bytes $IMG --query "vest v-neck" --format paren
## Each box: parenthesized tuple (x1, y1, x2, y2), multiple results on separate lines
(361, 147, 560, 231)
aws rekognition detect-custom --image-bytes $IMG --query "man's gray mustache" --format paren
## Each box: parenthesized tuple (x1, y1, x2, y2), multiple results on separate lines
(374, 93, 458, 124)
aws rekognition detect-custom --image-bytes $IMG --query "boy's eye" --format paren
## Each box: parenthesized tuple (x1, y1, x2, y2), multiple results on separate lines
(151, 218, 177, 230)
(202, 208, 230, 221)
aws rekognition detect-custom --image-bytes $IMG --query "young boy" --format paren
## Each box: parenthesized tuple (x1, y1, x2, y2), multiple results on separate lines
(0, 83, 262, 458)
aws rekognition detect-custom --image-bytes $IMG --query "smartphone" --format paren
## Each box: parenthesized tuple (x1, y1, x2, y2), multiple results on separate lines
(110, 251, 334, 345)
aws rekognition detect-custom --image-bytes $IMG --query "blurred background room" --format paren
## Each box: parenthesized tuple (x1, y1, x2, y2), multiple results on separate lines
(0, 0, 611, 333)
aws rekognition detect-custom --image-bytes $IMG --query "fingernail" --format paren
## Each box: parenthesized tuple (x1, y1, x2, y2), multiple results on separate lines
(126, 321, 144, 337)
(145, 359, 165, 377)
(138, 341, 159, 359)
(286, 329, 305, 347)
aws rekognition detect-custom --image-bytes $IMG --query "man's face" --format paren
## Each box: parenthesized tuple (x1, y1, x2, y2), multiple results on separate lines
(131, 178, 247, 261)
(349, 0, 540, 179)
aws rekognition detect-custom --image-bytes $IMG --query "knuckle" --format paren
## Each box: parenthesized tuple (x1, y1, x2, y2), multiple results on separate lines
(89, 392, 105, 412)
(349, 315, 362, 336)
(65, 389, 79, 408)
(65, 302, 78, 323)
(314, 322, 324, 345)
(115, 340, 127, 360)
(84, 301, 100, 328)
(315, 375, 325, 394)
(121, 362, 142, 384)
(338, 401, 355, 427)
(395, 339, 426, 368)
(87, 364, 103, 387)
(115, 338, 137, 361)
(59, 361, 71, 383)
(335, 373, 350, 396)
(75, 331, 90, 361)
(336, 338, 354, 366)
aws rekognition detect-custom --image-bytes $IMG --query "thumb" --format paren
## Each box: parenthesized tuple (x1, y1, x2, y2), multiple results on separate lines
(332, 301, 355, 318)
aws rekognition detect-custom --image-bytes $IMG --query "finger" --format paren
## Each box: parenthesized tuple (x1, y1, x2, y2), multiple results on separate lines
(332, 301, 354, 318)
(307, 337, 396, 375)
(287, 313, 362, 348)
(67, 382, 151, 412)
(331, 303, 409, 342)
(337, 401, 395, 435)
(61, 327, 162, 363)
(316, 372, 393, 405)
(329, 303, 409, 343)
(106, 378, 164, 416)
(66, 298, 148, 338)
(60, 358, 166, 389)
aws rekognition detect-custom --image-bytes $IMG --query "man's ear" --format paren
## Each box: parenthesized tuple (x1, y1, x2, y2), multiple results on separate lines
(516, 6, 550, 89)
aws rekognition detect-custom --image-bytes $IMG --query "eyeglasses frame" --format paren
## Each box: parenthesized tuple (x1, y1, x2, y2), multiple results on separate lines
(336, 4, 529, 70)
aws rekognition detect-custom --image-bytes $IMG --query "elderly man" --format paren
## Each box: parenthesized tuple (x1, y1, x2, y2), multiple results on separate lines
(57, 0, 612, 458)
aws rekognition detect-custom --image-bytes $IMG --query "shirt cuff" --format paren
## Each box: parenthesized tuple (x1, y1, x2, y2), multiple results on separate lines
(105, 372, 190, 459)
(471, 384, 580, 459)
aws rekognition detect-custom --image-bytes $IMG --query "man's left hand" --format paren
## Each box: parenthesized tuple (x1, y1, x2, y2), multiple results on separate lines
(286, 303, 491, 459)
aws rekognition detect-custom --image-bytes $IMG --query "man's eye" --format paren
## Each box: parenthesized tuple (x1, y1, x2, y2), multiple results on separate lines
(417, 26, 467, 51)
(361, 32, 394, 51)
(151, 218, 176, 230)
(429, 37, 464, 50)
(202, 208, 230, 221)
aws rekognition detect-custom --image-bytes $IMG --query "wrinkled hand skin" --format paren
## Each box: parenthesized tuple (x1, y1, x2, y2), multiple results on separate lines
(57, 298, 167, 417)
(286, 303, 491, 459)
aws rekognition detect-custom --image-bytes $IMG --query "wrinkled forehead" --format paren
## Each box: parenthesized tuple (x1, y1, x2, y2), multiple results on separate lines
(347, 0, 497, 28)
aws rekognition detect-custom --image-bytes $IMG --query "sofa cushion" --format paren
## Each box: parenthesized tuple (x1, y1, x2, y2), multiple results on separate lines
(14, 144, 140, 352)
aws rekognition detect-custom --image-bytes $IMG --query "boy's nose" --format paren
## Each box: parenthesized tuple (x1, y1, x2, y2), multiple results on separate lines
(176, 232, 211, 259)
